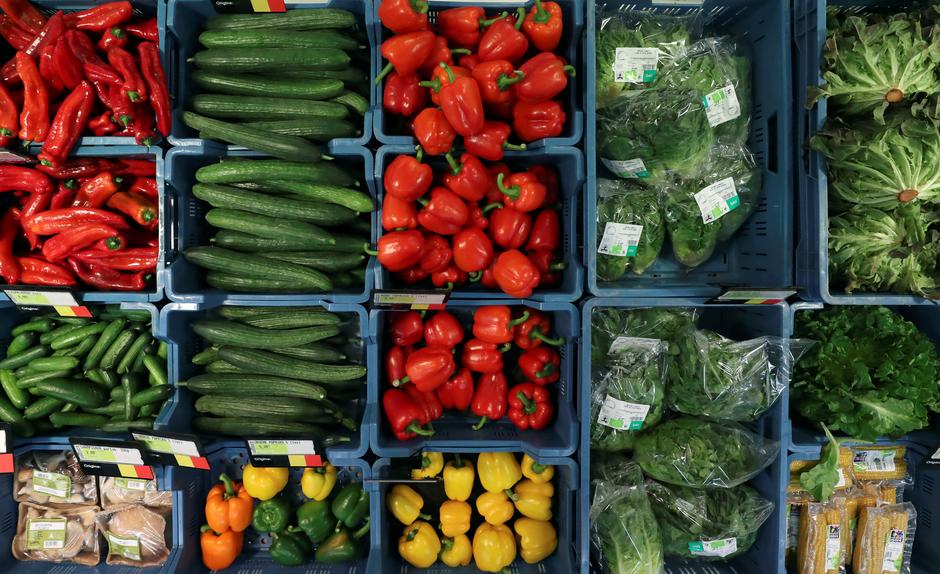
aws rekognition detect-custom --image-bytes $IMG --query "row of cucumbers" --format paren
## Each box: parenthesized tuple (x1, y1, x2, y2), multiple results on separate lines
(183, 158, 373, 293)
(179, 306, 366, 441)
(0, 307, 170, 436)
(183, 9, 370, 162)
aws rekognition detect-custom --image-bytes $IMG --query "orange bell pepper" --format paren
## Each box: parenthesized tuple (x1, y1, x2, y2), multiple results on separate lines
(205, 473, 253, 533)
(200, 524, 244, 570)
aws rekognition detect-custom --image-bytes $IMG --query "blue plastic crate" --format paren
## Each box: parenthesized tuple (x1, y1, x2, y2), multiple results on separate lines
(158, 301, 371, 461)
(0, 146, 168, 303)
(163, 140, 375, 305)
(164, 0, 374, 148)
(0, 438, 193, 574)
(168, 441, 374, 573)
(579, 298, 789, 574)
(369, 300, 579, 458)
(373, 144, 583, 302)
(794, 0, 937, 305)
(787, 302, 940, 453)
(584, 0, 793, 297)
(372, 0, 584, 148)
(370, 453, 578, 574)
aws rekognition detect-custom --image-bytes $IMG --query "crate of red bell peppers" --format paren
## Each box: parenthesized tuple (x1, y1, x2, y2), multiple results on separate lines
(370, 300, 579, 458)
(373, 0, 584, 148)
(373, 144, 582, 301)
(0, 145, 167, 302)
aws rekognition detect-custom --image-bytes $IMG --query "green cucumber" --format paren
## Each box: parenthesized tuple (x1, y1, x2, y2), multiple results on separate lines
(261, 251, 366, 272)
(49, 322, 108, 350)
(11, 318, 54, 336)
(237, 311, 340, 329)
(183, 112, 322, 163)
(122, 374, 141, 420)
(102, 306, 152, 321)
(193, 320, 340, 349)
(39, 323, 84, 345)
(50, 412, 110, 428)
(142, 355, 167, 387)
(32, 379, 106, 408)
(0, 346, 50, 370)
(138, 400, 165, 418)
(282, 68, 368, 85)
(260, 180, 372, 212)
(82, 402, 125, 416)
(99, 330, 137, 371)
(206, 208, 337, 244)
(192, 47, 349, 72)
(198, 29, 359, 50)
(195, 395, 331, 420)
(24, 396, 67, 420)
(330, 91, 369, 116)
(195, 183, 358, 224)
(15, 370, 74, 389)
(192, 94, 349, 121)
(193, 416, 330, 437)
(83, 319, 127, 371)
(205, 360, 245, 374)
(0, 369, 28, 409)
(331, 234, 371, 253)
(65, 335, 99, 358)
(185, 246, 332, 291)
(206, 9, 356, 31)
(116, 332, 152, 375)
(273, 344, 346, 363)
(347, 217, 372, 236)
(96, 370, 120, 389)
(240, 119, 358, 141)
(131, 385, 172, 407)
(206, 273, 328, 293)
(213, 230, 334, 252)
(6, 332, 38, 356)
(27, 356, 79, 372)
(218, 347, 365, 383)
(99, 418, 156, 432)
(192, 71, 343, 100)
(192, 347, 220, 365)
(179, 374, 326, 400)
(216, 306, 331, 319)
(196, 159, 356, 187)
(0, 396, 34, 436)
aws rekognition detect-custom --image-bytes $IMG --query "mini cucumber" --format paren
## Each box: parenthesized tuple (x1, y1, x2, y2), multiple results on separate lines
(138, 400, 165, 418)
(50, 412, 110, 428)
(196, 158, 356, 187)
(15, 370, 75, 389)
(65, 335, 99, 358)
(39, 323, 85, 345)
(0, 396, 34, 436)
(122, 374, 141, 421)
(142, 355, 167, 387)
(131, 385, 172, 407)
(330, 91, 369, 116)
(240, 119, 358, 142)
(27, 356, 79, 372)
(99, 418, 156, 433)
(32, 379, 107, 409)
(116, 332, 153, 375)
(262, 251, 365, 272)
(192, 347, 221, 365)
(96, 370, 120, 389)
(83, 319, 127, 371)
(0, 346, 50, 370)
(102, 306, 152, 321)
(0, 369, 28, 409)
(50, 322, 108, 350)
(198, 29, 359, 50)
(99, 330, 136, 371)
(82, 402, 125, 416)
(25, 396, 67, 420)
(6, 332, 37, 356)
(11, 318, 54, 336)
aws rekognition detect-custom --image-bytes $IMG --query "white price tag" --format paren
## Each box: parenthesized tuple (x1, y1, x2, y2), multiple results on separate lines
(597, 395, 650, 431)
(26, 518, 66, 550)
(597, 223, 643, 257)
(853, 449, 897, 473)
(612, 47, 659, 83)
(3, 289, 79, 307)
(600, 157, 650, 179)
(694, 177, 739, 223)
(881, 528, 905, 572)
(825, 525, 841, 569)
(689, 538, 737, 558)
(702, 84, 742, 127)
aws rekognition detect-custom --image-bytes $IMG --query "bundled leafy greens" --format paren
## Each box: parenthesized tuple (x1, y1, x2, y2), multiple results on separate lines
(590, 307, 696, 366)
(596, 179, 666, 281)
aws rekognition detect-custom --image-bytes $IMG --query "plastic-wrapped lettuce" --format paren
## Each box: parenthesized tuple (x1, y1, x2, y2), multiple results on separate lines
(596, 179, 665, 281)
(646, 480, 774, 561)
(590, 307, 697, 366)
(633, 416, 779, 488)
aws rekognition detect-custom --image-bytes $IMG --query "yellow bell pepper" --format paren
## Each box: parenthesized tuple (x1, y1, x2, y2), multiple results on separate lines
(242, 464, 289, 501)
(439, 500, 472, 537)
(514, 518, 558, 564)
(439, 533, 472, 567)
(509, 479, 553, 521)
(398, 520, 441, 568)
(301, 463, 337, 501)
(472, 523, 516, 572)
(476, 490, 515, 525)
(411, 451, 444, 479)
(443, 455, 475, 501)
(478, 452, 522, 493)
(521, 454, 555, 484)
(387, 484, 430, 526)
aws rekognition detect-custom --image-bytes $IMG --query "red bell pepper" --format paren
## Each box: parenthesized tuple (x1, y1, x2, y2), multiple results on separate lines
(513, 100, 565, 142)
(38, 81, 94, 168)
(470, 371, 508, 429)
(436, 63, 484, 138)
(464, 121, 525, 161)
(516, 52, 574, 103)
(489, 206, 531, 250)
(525, 209, 561, 252)
(385, 148, 433, 201)
(513, 310, 564, 349)
(418, 234, 452, 274)
(497, 172, 547, 212)
(124, 18, 158, 41)
(493, 249, 540, 298)
(530, 248, 565, 287)
(42, 223, 123, 261)
(518, 346, 560, 385)
(467, 202, 491, 231)
(378, 0, 428, 33)
(404, 382, 443, 427)
(424, 311, 464, 349)
(473, 305, 529, 344)
(67, 258, 147, 291)
(64, 2, 133, 31)
(383, 72, 427, 118)
(442, 153, 489, 202)
(452, 228, 494, 274)
(373, 229, 425, 272)
(0, 15, 32, 51)
(107, 45, 145, 101)
(417, 187, 468, 235)
(385, 345, 411, 386)
(397, 265, 429, 285)
(0, 165, 53, 195)
(489, 163, 515, 205)
(403, 346, 456, 392)
(419, 63, 470, 107)
(472, 60, 524, 105)
(138, 41, 171, 137)
(437, 367, 474, 411)
(70, 247, 157, 270)
(412, 107, 455, 156)
(507, 382, 554, 430)
(0, 82, 18, 146)
(478, 7, 529, 64)
(430, 263, 467, 289)
(383, 387, 435, 440)
(375, 30, 436, 83)
(528, 165, 560, 205)
(487, 96, 517, 122)
(15, 51, 49, 143)
(18, 256, 76, 286)
(382, 194, 418, 231)
(389, 310, 425, 347)
(0, 11, 65, 85)
(73, 171, 122, 207)
(37, 157, 109, 180)
(23, 206, 129, 235)
(461, 338, 508, 374)
(0, 0, 45, 35)
(458, 53, 480, 71)
(106, 191, 156, 225)
(418, 36, 469, 77)
(480, 257, 499, 289)
(0, 208, 20, 284)
(437, 6, 500, 48)
(522, 0, 563, 52)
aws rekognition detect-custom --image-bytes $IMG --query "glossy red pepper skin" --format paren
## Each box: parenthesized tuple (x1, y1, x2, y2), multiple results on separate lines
(88, 111, 117, 136)
(24, 207, 129, 235)
(71, 246, 157, 270)
(129, 84, 157, 146)
(404, 346, 456, 393)
(382, 194, 418, 231)
(442, 153, 489, 202)
(83, 60, 121, 84)
(461, 338, 506, 374)
(452, 228, 494, 274)
(38, 44, 63, 93)
(18, 256, 76, 286)
(39, 81, 94, 167)
(123, 18, 158, 41)
(507, 382, 554, 430)
(19, 190, 50, 249)
(472, 60, 524, 105)
(384, 387, 435, 440)
(0, 15, 33, 50)
(0, 208, 20, 284)
(497, 172, 547, 212)
(438, 6, 485, 48)
(464, 120, 525, 162)
(513, 100, 565, 142)
(437, 367, 474, 411)
(37, 158, 110, 180)
(396, 265, 429, 285)
(43, 223, 123, 261)
(419, 64, 470, 107)
(480, 257, 499, 288)
(112, 159, 153, 177)
(437, 63, 485, 137)
(525, 209, 561, 252)
(0, 0, 45, 35)
(430, 263, 467, 289)
(15, 51, 49, 142)
(128, 177, 157, 200)
(418, 234, 452, 274)
(470, 371, 508, 428)
(473, 305, 529, 345)
(528, 165, 560, 205)
(458, 53, 480, 71)
(385, 149, 433, 201)
(478, 8, 529, 64)
(424, 311, 464, 349)
(64, 2, 133, 31)
(379, 0, 429, 33)
(138, 41, 171, 137)
(73, 171, 122, 208)
(376, 30, 436, 82)
(97, 26, 126, 50)
(390, 310, 425, 347)
(67, 257, 147, 290)
(383, 72, 427, 118)
(516, 52, 574, 103)
(376, 230, 425, 273)
(493, 249, 540, 298)
(519, 346, 561, 385)
(530, 248, 564, 287)
(419, 36, 464, 77)
(0, 165, 53, 195)
(489, 207, 531, 250)
(417, 187, 468, 235)
(403, 382, 444, 426)
(107, 45, 145, 101)
(412, 108, 455, 156)
(385, 345, 411, 386)
(0, 82, 18, 145)
(1, 11, 65, 84)
(51, 36, 84, 89)
(522, 0, 563, 52)
(106, 191, 156, 225)
(467, 203, 490, 231)
(513, 310, 564, 349)
(49, 181, 76, 210)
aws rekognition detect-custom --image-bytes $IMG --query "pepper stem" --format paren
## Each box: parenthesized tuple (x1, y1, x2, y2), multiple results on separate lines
(472, 416, 488, 430)
(64, 179, 78, 190)
(105, 236, 123, 250)
(504, 142, 526, 152)
(514, 7, 526, 30)
(0, 128, 11, 136)
(479, 11, 509, 27)
(418, 512, 431, 520)
(407, 421, 435, 436)
(393, 375, 410, 387)
(363, 246, 379, 256)
(111, 27, 124, 37)
(439, 62, 456, 83)
(496, 172, 520, 199)
(126, 90, 140, 102)
(414, 145, 424, 163)
(441, 536, 454, 551)
(531, 461, 547, 474)
(141, 208, 156, 222)
(445, 152, 461, 175)
(450, 48, 471, 56)
(532, 329, 565, 346)
(563, 65, 576, 77)
(418, 77, 441, 93)
(200, 524, 216, 535)
(405, 527, 419, 541)
(517, 391, 537, 413)
(219, 473, 236, 499)
(498, 343, 512, 353)
(504, 488, 519, 501)
(533, 0, 551, 23)
(497, 71, 525, 91)
(416, 197, 429, 207)
(481, 202, 501, 214)
(508, 311, 530, 326)
(454, 453, 464, 468)
(549, 262, 566, 271)
(375, 62, 394, 85)
(468, 271, 482, 282)
(535, 362, 555, 378)
(411, 0, 428, 15)
(353, 519, 371, 539)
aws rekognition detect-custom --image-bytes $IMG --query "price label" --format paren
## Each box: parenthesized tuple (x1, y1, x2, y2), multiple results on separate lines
(702, 84, 742, 127)
(597, 395, 650, 430)
(689, 538, 737, 557)
(247, 439, 322, 468)
(132, 430, 210, 470)
(694, 177, 739, 224)
(882, 528, 905, 572)
(32, 471, 71, 499)
(373, 290, 449, 310)
(612, 47, 659, 83)
(70, 438, 153, 479)
(714, 290, 797, 304)
(597, 223, 644, 257)
(600, 157, 650, 179)
(26, 518, 67, 550)
(108, 533, 142, 561)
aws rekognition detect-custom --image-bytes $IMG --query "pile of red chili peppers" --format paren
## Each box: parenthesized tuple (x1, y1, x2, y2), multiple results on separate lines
(0, 158, 159, 290)
(381, 305, 565, 440)
(378, 0, 571, 147)
(0, 0, 170, 155)
(376, 148, 565, 298)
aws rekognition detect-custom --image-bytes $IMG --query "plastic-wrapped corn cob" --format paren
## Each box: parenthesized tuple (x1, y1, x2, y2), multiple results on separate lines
(853, 503, 916, 574)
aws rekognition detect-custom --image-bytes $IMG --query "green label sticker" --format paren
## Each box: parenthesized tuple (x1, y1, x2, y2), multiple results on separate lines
(597, 394, 651, 431)
(825, 525, 841, 569)
(597, 223, 644, 258)
(115, 477, 149, 491)
(108, 533, 142, 561)
(612, 47, 659, 84)
(694, 177, 739, 224)
(26, 518, 67, 550)
(689, 537, 737, 557)
(32, 471, 71, 499)
(881, 528, 905, 572)
(701, 84, 741, 127)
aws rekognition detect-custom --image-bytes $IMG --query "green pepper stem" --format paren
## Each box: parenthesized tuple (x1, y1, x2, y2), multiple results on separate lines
(549, 262, 566, 271)
(514, 7, 526, 29)
(441, 536, 454, 551)
(353, 519, 371, 539)
(392, 375, 410, 387)
(482, 202, 502, 214)
(479, 11, 509, 27)
(517, 390, 537, 414)
(375, 62, 394, 85)
(363, 246, 378, 256)
(497, 71, 525, 91)
(531, 461, 547, 474)
(418, 78, 441, 93)
(418, 512, 431, 520)
(504, 142, 526, 152)
(504, 488, 519, 501)
(496, 172, 520, 199)
(411, 0, 428, 15)
(440, 62, 456, 83)
(408, 421, 435, 436)
(535, 362, 555, 378)
(454, 453, 464, 468)
(508, 311, 530, 326)
(200, 524, 215, 534)
(532, 0, 551, 23)
(406, 527, 419, 541)
(414, 145, 424, 163)
(468, 271, 482, 282)
(472, 416, 488, 430)
(532, 330, 565, 346)
(450, 48, 471, 56)
(498, 343, 512, 353)
(445, 152, 461, 175)
(0, 128, 11, 136)
(563, 65, 576, 77)
(219, 473, 236, 499)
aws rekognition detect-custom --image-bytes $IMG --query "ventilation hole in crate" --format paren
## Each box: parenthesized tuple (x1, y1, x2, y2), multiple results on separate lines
(0, 512, 15, 534)
(920, 508, 931, 530)
(922, 474, 934, 496)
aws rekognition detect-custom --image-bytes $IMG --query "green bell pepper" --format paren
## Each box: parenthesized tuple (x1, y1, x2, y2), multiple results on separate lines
(297, 499, 337, 544)
(252, 496, 292, 534)
(315, 520, 370, 564)
(331, 483, 369, 528)
(269, 527, 312, 567)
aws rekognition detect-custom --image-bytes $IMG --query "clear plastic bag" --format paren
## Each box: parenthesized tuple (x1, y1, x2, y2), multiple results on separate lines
(14, 450, 98, 507)
(12, 502, 99, 565)
(591, 307, 697, 367)
(96, 504, 172, 567)
(798, 501, 849, 574)
(590, 461, 664, 574)
(595, 179, 665, 281)
(853, 502, 916, 574)
(591, 338, 668, 452)
(633, 416, 779, 488)
(99, 476, 173, 509)
(646, 480, 774, 561)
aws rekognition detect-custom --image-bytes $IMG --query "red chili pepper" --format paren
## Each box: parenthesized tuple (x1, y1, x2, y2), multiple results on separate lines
(424, 311, 464, 349)
(435, 63, 484, 137)
(489, 206, 531, 250)
(419, 64, 470, 107)
(0, 83, 18, 146)
(112, 158, 154, 177)
(516, 52, 574, 103)
(418, 234, 452, 274)
(527, 165, 560, 205)
(464, 120, 525, 161)
(385, 345, 411, 387)
(522, 0, 563, 52)
(458, 53, 480, 71)
(513, 310, 564, 349)
(390, 310, 425, 347)
(71, 246, 156, 270)
(40, 43, 65, 93)
(88, 111, 117, 136)
(375, 30, 436, 83)
(472, 60, 524, 105)
(0, 15, 33, 51)
(0, 208, 20, 284)
(417, 187, 468, 235)
(525, 209, 561, 252)
(461, 338, 508, 374)
(372, 229, 425, 272)
(138, 41, 170, 137)
(106, 191, 156, 225)
(0, 12, 65, 84)
(37, 157, 109, 180)
(412, 108, 456, 156)
(43, 223, 123, 261)
(49, 182, 75, 210)
(64, 2, 133, 31)
(383, 72, 427, 118)
(123, 18, 158, 41)
(66, 258, 146, 291)
(418, 36, 470, 77)
(467, 202, 491, 231)
(0, 0, 45, 35)
(73, 171, 122, 207)
(437, 6, 492, 48)
(107, 45, 145, 101)
(507, 382, 554, 430)
(437, 367, 474, 411)
(0, 165, 53, 194)
(403, 382, 443, 426)
(378, 0, 428, 34)
(470, 371, 507, 429)
(38, 81, 94, 168)
(529, 248, 565, 287)
(473, 305, 529, 344)
(478, 7, 529, 64)
(518, 346, 560, 385)
(96, 26, 126, 50)
(82, 61, 121, 85)
(382, 194, 418, 231)
(96, 81, 134, 127)
(52, 38, 86, 90)
(430, 263, 467, 289)
(497, 172, 546, 212)
(452, 228, 494, 274)
(403, 346, 456, 393)
(383, 387, 435, 440)
(18, 256, 76, 286)
(19, 190, 49, 248)
(396, 265, 429, 285)
(442, 153, 489, 202)
(493, 249, 540, 298)
(384, 147, 433, 201)
(128, 177, 157, 200)
(23, 206, 129, 235)
(513, 100, 565, 142)
(15, 51, 48, 142)
(130, 98, 156, 146)
(65, 29, 103, 66)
